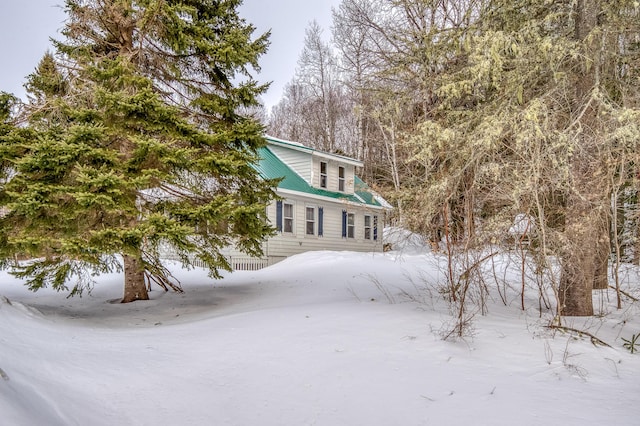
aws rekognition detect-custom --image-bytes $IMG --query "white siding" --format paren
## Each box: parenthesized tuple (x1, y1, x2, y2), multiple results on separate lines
(190, 196, 384, 271)
(269, 145, 312, 182)
(264, 193, 385, 258)
(312, 157, 356, 194)
(269, 142, 358, 194)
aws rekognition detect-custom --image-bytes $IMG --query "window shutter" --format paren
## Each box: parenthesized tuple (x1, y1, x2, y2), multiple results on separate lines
(341, 210, 347, 238)
(318, 207, 324, 237)
(276, 201, 283, 232)
(373, 215, 378, 241)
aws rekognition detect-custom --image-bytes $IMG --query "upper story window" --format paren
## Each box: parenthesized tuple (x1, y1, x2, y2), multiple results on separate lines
(338, 166, 345, 192)
(320, 161, 328, 188)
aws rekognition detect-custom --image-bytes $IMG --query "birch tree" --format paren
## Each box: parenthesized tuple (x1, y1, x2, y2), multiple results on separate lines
(269, 21, 353, 155)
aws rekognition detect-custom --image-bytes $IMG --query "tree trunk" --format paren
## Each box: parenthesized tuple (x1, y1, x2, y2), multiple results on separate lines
(634, 195, 640, 265)
(635, 223, 640, 266)
(122, 253, 149, 303)
(592, 210, 610, 290)
(558, 205, 596, 316)
(558, 0, 601, 316)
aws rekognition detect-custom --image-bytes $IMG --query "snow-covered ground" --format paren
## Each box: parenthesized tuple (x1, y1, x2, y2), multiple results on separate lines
(1, 239, 639, 425)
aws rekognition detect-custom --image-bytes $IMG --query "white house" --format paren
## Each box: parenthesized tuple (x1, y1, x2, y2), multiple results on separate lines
(220, 136, 390, 269)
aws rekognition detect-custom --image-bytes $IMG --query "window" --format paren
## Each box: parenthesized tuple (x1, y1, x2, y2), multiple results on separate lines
(347, 213, 355, 238)
(276, 201, 295, 233)
(342, 210, 355, 238)
(320, 161, 327, 188)
(338, 166, 345, 192)
(284, 202, 294, 233)
(306, 207, 315, 235)
(364, 215, 372, 240)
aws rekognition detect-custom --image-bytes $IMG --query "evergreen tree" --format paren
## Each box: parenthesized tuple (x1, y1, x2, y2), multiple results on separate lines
(0, 92, 17, 138)
(0, 0, 277, 302)
(0, 92, 18, 205)
(405, 0, 640, 316)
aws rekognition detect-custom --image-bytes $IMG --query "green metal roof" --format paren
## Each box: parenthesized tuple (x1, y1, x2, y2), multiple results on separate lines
(254, 145, 384, 208)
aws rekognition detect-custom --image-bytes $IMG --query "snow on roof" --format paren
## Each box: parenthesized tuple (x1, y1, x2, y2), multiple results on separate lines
(264, 134, 306, 147)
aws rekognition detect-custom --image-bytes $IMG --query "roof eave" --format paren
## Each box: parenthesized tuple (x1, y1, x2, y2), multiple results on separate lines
(312, 151, 363, 168)
(276, 188, 387, 210)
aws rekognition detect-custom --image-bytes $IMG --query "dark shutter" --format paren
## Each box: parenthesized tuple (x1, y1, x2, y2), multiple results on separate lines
(341, 210, 347, 238)
(373, 215, 378, 241)
(276, 201, 283, 232)
(318, 207, 324, 237)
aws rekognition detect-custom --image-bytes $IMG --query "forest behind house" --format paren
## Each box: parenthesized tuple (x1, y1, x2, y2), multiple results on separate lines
(266, 0, 640, 318)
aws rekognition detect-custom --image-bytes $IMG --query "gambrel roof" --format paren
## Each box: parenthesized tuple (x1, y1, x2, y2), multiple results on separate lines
(254, 137, 387, 209)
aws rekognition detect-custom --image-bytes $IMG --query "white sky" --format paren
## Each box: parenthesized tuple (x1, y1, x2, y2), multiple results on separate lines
(0, 0, 341, 110)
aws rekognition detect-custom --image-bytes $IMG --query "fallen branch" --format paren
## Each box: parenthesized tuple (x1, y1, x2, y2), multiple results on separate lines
(609, 285, 638, 302)
(144, 270, 183, 293)
(547, 325, 611, 348)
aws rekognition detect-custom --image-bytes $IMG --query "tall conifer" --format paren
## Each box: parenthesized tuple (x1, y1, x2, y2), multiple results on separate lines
(0, 0, 277, 302)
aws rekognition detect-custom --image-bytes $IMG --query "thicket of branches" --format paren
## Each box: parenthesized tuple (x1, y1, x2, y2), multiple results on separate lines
(269, 0, 640, 318)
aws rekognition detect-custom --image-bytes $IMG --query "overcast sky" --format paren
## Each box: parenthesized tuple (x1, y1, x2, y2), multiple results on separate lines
(0, 0, 341, 110)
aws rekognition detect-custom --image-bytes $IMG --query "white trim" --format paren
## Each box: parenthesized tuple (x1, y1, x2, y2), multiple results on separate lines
(364, 214, 372, 240)
(276, 188, 387, 210)
(319, 161, 328, 188)
(311, 151, 363, 167)
(266, 135, 311, 150)
(283, 201, 295, 234)
(346, 212, 355, 239)
(305, 205, 317, 236)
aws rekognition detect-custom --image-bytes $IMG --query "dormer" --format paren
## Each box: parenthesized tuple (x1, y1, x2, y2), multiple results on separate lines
(265, 136, 363, 196)
(311, 153, 360, 195)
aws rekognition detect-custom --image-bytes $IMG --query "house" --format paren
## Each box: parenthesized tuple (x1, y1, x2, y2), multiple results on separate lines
(220, 136, 390, 270)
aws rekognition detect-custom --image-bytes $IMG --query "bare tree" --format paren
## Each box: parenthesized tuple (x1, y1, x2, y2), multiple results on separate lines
(268, 21, 353, 154)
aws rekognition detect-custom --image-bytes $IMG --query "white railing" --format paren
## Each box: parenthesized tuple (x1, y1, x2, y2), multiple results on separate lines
(228, 256, 270, 271)
(164, 254, 285, 271)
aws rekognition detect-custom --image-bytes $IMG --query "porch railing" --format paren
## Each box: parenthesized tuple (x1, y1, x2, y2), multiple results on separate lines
(163, 253, 285, 271)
